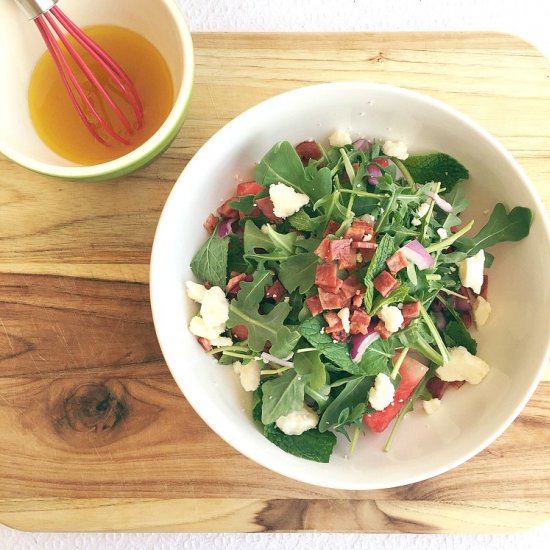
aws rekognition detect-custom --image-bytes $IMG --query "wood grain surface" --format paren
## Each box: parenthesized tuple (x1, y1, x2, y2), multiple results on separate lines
(0, 32, 549, 534)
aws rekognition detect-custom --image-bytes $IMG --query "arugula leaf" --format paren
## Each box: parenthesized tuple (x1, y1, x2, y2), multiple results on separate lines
(444, 320, 477, 355)
(402, 152, 469, 192)
(263, 423, 337, 463)
(288, 210, 324, 232)
(319, 376, 373, 433)
(364, 234, 395, 282)
(294, 350, 326, 390)
(266, 225, 297, 255)
(238, 267, 272, 308)
(243, 220, 274, 254)
(190, 230, 229, 288)
(261, 370, 307, 424)
(310, 167, 333, 203)
(356, 338, 394, 376)
(442, 180, 468, 231)
(227, 235, 250, 274)
(278, 252, 319, 294)
(228, 195, 255, 215)
(468, 203, 533, 254)
(371, 285, 409, 315)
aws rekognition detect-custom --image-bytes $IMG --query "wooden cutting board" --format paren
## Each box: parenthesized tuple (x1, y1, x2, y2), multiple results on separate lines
(0, 32, 549, 534)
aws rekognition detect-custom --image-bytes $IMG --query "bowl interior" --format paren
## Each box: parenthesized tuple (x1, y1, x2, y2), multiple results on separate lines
(151, 83, 550, 489)
(0, 0, 190, 172)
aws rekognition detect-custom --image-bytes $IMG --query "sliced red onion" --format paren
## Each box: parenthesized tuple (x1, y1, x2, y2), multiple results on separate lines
(218, 216, 238, 238)
(434, 309, 447, 330)
(453, 289, 472, 312)
(350, 329, 380, 363)
(366, 163, 382, 185)
(352, 138, 368, 151)
(260, 352, 294, 368)
(416, 185, 453, 213)
(401, 239, 435, 270)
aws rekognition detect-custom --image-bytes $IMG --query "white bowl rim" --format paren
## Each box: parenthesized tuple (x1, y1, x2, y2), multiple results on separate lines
(0, 0, 194, 179)
(150, 81, 550, 490)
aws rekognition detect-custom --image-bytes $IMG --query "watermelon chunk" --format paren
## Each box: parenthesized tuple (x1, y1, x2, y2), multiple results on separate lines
(363, 355, 428, 433)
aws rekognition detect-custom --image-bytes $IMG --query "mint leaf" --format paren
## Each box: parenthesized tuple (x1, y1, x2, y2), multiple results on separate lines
(402, 152, 469, 192)
(364, 234, 395, 283)
(263, 423, 336, 463)
(261, 370, 307, 424)
(278, 252, 319, 293)
(228, 195, 255, 214)
(190, 230, 229, 288)
(288, 210, 324, 232)
(371, 285, 409, 315)
(468, 203, 533, 254)
(294, 350, 326, 390)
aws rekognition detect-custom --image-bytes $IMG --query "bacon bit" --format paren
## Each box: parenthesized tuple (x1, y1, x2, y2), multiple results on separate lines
(203, 214, 220, 235)
(480, 274, 489, 300)
(450, 380, 466, 389)
(339, 250, 357, 271)
(323, 311, 344, 333)
(344, 225, 365, 241)
(315, 263, 342, 292)
(314, 239, 332, 262)
(318, 288, 344, 310)
(399, 318, 413, 330)
(373, 157, 390, 167)
(203, 282, 212, 290)
(361, 248, 377, 263)
(231, 325, 248, 341)
(340, 273, 363, 300)
(305, 295, 324, 316)
(373, 270, 400, 297)
(350, 241, 377, 249)
(427, 377, 449, 399)
(265, 279, 286, 302)
(351, 294, 364, 310)
(217, 198, 239, 218)
(450, 225, 460, 233)
(350, 309, 372, 335)
(197, 337, 213, 351)
(295, 140, 323, 165)
(226, 273, 252, 295)
(374, 319, 392, 340)
(352, 219, 374, 234)
(331, 329, 349, 343)
(255, 196, 283, 223)
(386, 249, 409, 275)
(236, 181, 264, 196)
(328, 239, 352, 261)
(323, 219, 341, 237)
(401, 301, 421, 319)
(460, 311, 473, 329)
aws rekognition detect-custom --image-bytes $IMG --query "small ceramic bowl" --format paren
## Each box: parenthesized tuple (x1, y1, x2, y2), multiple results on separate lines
(0, 0, 194, 181)
(150, 82, 550, 489)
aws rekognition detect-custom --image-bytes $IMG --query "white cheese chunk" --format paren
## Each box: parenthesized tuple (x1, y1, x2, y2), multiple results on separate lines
(186, 281, 207, 303)
(473, 296, 491, 327)
(381, 140, 409, 160)
(436, 346, 490, 385)
(411, 217, 421, 226)
(199, 286, 229, 327)
(337, 307, 350, 333)
(369, 373, 395, 411)
(276, 404, 319, 435)
(269, 183, 310, 218)
(189, 316, 226, 341)
(328, 129, 352, 147)
(417, 201, 430, 218)
(210, 336, 233, 347)
(437, 227, 448, 239)
(378, 305, 404, 334)
(423, 398, 441, 415)
(233, 360, 261, 392)
(458, 249, 485, 294)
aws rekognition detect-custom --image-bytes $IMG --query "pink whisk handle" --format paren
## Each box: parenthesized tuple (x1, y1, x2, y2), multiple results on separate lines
(14, 0, 58, 20)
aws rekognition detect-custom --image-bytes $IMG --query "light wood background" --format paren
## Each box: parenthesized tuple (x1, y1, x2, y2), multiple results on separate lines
(0, 32, 549, 534)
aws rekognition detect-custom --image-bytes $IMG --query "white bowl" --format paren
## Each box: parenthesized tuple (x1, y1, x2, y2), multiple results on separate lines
(0, 0, 194, 180)
(150, 82, 550, 489)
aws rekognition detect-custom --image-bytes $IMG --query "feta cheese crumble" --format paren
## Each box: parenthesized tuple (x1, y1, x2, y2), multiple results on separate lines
(436, 227, 448, 239)
(187, 283, 230, 344)
(276, 404, 319, 435)
(200, 286, 230, 327)
(411, 217, 421, 227)
(233, 360, 261, 392)
(337, 307, 350, 333)
(378, 305, 404, 334)
(458, 249, 485, 294)
(269, 183, 310, 218)
(368, 373, 395, 411)
(417, 201, 430, 219)
(423, 398, 441, 415)
(473, 296, 491, 327)
(436, 346, 490, 385)
(328, 129, 352, 147)
(185, 281, 207, 303)
(381, 140, 409, 160)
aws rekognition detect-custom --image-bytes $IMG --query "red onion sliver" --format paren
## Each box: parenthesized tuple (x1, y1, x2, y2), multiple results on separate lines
(352, 138, 367, 152)
(434, 309, 447, 330)
(260, 352, 294, 368)
(416, 184, 453, 213)
(366, 164, 382, 177)
(218, 216, 238, 238)
(350, 330, 380, 363)
(401, 239, 435, 270)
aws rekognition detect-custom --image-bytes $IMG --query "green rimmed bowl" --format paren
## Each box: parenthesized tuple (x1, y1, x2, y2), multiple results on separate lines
(0, 0, 194, 181)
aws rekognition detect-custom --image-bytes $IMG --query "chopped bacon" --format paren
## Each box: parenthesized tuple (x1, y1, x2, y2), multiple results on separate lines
(315, 264, 342, 292)
(480, 275, 489, 300)
(373, 270, 400, 297)
(350, 240, 377, 249)
(318, 288, 344, 310)
(344, 225, 365, 241)
(236, 181, 264, 196)
(401, 301, 421, 319)
(400, 318, 413, 330)
(203, 282, 212, 290)
(374, 319, 392, 340)
(203, 214, 220, 235)
(226, 273, 252, 295)
(305, 295, 323, 316)
(239, 206, 261, 219)
(427, 377, 448, 399)
(340, 273, 363, 300)
(460, 311, 473, 329)
(352, 219, 374, 234)
(197, 337, 213, 351)
(231, 325, 248, 341)
(217, 198, 239, 219)
(331, 329, 349, 343)
(328, 239, 352, 261)
(255, 196, 282, 223)
(323, 219, 341, 237)
(360, 248, 377, 263)
(345, 219, 374, 242)
(350, 309, 372, 335)
(295, 140, 323, 165)
(314, 239, 331, 262)
(450, 380, 465, 390)
(351, 294, 364, 310)
(265, 280, 286, 302)
(323, 311, 343, 333)
(386, 249, 409, 274)
(339, 249, 357, 271)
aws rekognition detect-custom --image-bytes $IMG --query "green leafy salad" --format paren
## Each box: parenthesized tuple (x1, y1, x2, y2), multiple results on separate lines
(186, 132, 533, 463)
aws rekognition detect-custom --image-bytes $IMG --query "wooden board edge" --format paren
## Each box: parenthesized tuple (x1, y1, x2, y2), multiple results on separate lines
(0, 498, 548, 534)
